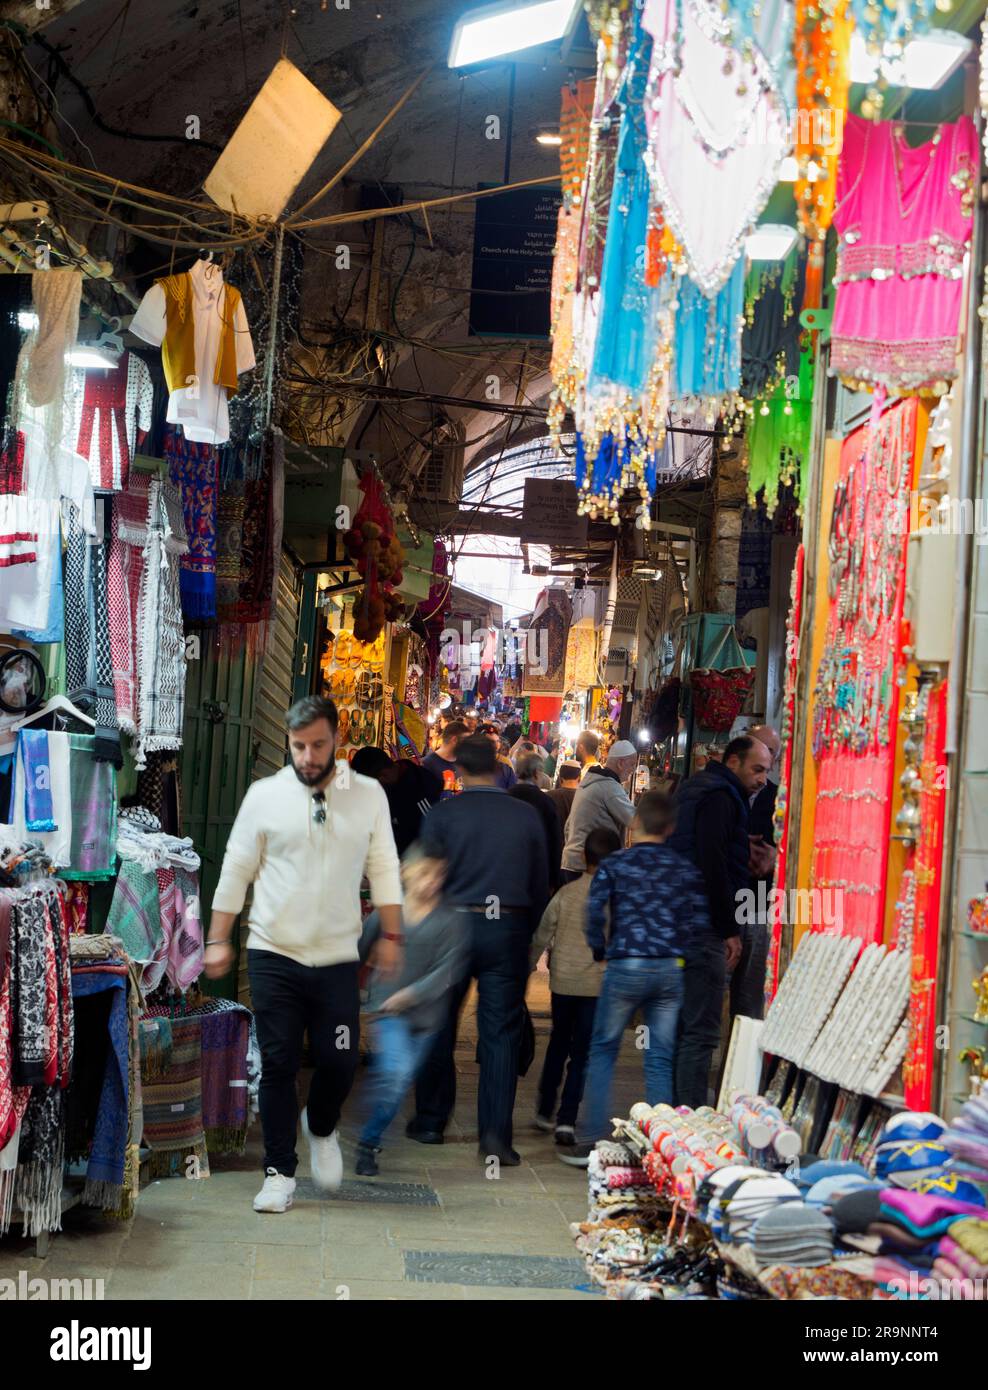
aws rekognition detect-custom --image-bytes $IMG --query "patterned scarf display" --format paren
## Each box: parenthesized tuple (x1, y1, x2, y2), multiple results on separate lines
(10, 895, 49, 1087)
(67, 971, 130, 1212)
(135, 752, 181, 837)
(63, 733, 118, 881)
(195, 998, 251, 1154)
(141, 1014, 208, 1179)
(215, 467, 246, 623)
(136, 479, 187, 769)
(105, 858, 162, 967)
(20, 728, 56, 833)
(170, 867, 203, 991)
(63, 503, 121, 764)
(13, 1083, 64, 1238)
(7, 885, 74, 1238)
(107, 472, 150, 737)
(165, 424, 219, 621)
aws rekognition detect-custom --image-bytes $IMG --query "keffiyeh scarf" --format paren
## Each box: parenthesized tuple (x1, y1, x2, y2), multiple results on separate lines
(136, 479, 188, 769)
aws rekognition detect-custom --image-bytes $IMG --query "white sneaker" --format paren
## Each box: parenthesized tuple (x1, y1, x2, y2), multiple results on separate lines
(253, 1167, 296, 1213)
(302, 1108, 343, 1192)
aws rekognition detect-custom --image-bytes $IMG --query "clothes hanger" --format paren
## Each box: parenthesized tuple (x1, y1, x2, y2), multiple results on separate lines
(92, 315, 124, 357)
(14, 693, 95, 730)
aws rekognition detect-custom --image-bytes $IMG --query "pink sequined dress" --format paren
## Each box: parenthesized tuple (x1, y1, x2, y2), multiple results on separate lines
(831, 113, 977, 393)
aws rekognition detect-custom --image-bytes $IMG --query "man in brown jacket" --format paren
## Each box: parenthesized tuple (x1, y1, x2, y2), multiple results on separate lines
(528, 826, 621, 1145)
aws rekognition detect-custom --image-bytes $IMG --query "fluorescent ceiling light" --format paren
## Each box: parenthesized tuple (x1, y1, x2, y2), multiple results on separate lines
(18, 310, 39, 331)
(850, 28, 972, 89)
(66, 346, 120, 369)
(746, 224, 797, 261)
(536, 132, 563, 146)
(449, 0, 582, 68)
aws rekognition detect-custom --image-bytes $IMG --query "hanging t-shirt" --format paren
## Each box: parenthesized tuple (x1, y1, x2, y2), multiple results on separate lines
(129, 259, 255, 446)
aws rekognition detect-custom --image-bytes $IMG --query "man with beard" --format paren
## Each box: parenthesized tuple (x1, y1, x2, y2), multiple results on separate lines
(205, 696, 402, 1213)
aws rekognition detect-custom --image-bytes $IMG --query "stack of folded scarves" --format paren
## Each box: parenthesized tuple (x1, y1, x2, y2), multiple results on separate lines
(933, 1217, 988, 1298)
(941, 1092, 988, 1189)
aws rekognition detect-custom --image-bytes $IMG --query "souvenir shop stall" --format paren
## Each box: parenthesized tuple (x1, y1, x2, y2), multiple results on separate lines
(572, 1092, 988, 1300)
(0, 241, 272, 1245)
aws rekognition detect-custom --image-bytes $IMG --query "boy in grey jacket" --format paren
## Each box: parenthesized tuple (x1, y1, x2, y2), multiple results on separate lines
(529, 827, 621, 1144)
(356, 843, 468, 1175)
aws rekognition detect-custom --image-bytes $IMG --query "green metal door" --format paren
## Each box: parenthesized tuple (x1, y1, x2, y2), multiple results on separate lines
(181, 635, 260, 999)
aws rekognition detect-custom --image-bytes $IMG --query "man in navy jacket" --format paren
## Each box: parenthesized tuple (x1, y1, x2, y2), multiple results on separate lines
(667, 734, 771, 1107)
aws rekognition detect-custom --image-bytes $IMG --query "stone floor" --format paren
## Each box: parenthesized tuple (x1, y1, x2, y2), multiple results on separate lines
(0, 972, 651, 1301)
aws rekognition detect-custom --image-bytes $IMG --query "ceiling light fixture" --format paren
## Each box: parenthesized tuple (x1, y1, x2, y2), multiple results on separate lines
(849, 28, 972, 89)
(17, 311, 39, 331)
(449, 0, 582, 68)
(778, 155, 821, 183)
(536, 130, 563, 146)
(746, 223, 798, 261)
(66, 346, 120, 369)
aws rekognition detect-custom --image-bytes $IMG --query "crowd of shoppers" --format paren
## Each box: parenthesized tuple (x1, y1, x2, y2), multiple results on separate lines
(206, 696, 780, 1210)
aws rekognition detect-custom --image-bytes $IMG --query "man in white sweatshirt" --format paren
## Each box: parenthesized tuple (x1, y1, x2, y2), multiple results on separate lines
(205, 696, 402, 1214)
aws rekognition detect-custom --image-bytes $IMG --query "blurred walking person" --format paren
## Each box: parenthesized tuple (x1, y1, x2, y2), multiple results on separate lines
(407, 735, 550, 1164)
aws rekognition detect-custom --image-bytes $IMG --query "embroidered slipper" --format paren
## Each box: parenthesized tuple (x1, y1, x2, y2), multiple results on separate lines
(335, 629, 353, 664)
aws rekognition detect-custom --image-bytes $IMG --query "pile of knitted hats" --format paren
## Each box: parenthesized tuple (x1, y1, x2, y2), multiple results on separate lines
(751, 1202, 835, 1269)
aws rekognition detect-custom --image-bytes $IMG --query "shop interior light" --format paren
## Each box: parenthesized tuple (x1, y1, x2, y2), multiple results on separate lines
(18, 310, 39, 331)
(746, 224, 798, 261)
(849, 29, 972, 89)
(66, 346, 119, 369)
(778, 155, 821, 183)
(638, 729, 652, 745)
(535, 131, 563, 146)
(448, 0, 582, 67)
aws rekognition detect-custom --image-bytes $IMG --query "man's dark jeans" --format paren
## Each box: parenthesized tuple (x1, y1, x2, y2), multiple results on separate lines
(247, 948, 361, 1176)
(674, 931, 727, 1109)
(412, 911, 529, 1151)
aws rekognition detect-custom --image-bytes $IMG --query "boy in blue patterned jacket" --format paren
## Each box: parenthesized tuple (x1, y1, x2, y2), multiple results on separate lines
(559, 791, 711, 1166)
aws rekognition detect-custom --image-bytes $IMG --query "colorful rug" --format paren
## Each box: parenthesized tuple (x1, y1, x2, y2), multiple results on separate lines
(141, 1014, 208, 1179)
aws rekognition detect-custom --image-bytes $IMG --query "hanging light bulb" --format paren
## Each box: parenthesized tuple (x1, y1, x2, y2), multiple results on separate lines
(760, 401, 770, 416)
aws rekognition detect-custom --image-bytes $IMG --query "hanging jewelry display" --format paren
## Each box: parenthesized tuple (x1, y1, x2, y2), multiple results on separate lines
(903, 675, 947, 1111)
(809, 398, 917, 944)
(765, 543, 803, 1006)
(759, 931, 862, 1065)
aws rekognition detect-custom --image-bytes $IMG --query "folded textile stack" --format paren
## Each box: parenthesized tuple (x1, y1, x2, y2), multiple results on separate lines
(586, 1141, 659, 1217)
(751, 1201, 834, 1269)
(933, 1220, 988, 1297)
(941, 1092, 988, 1189)
(576, 1140, 678, 1297)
